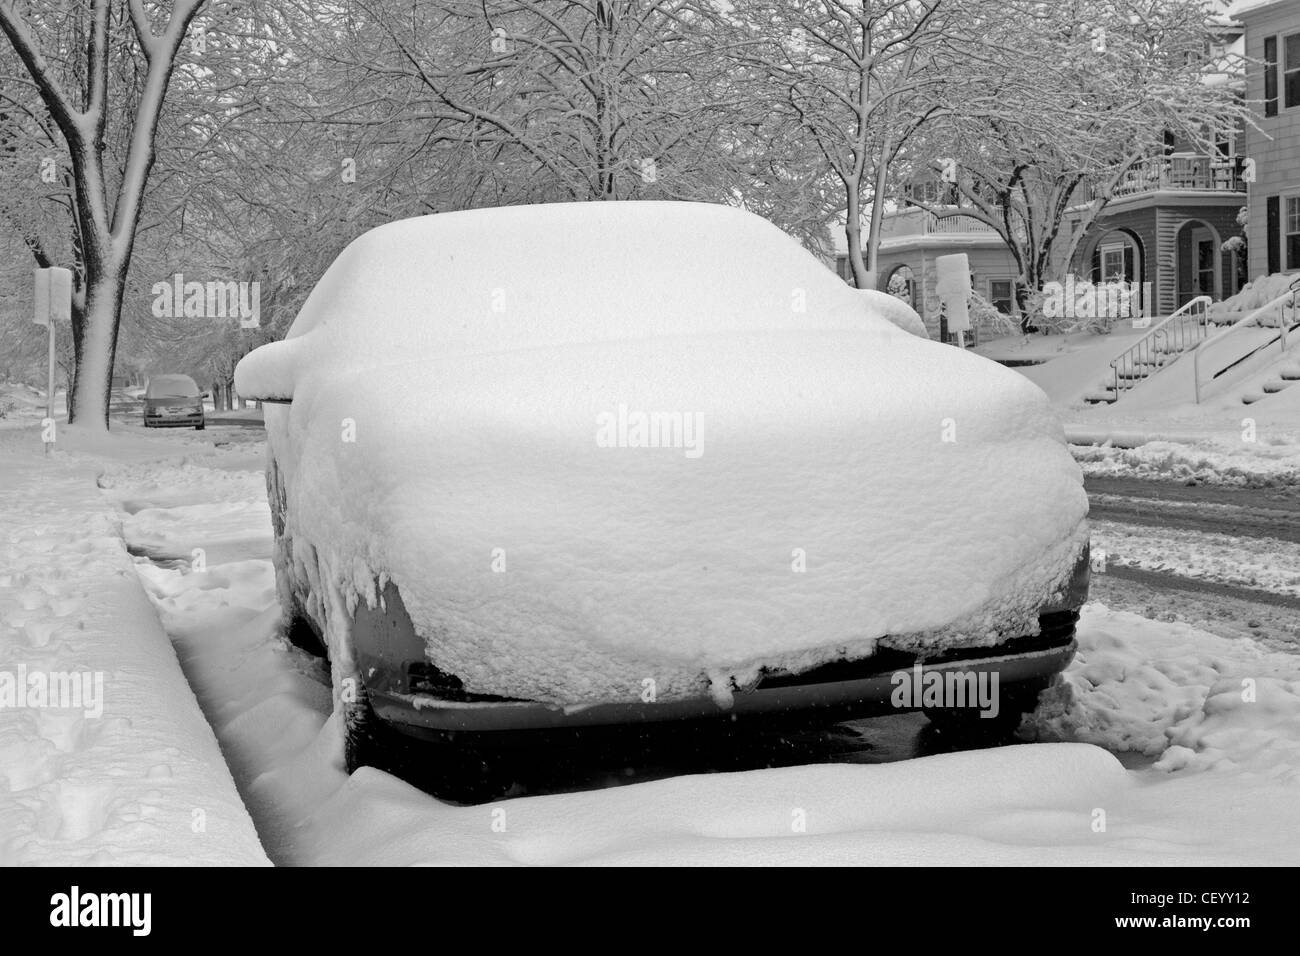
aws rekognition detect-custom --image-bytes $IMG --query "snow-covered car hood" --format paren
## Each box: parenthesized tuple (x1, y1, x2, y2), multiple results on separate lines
(237, 202, 1088, 705)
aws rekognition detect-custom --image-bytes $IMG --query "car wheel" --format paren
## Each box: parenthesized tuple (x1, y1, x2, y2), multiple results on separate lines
(196, 422, 205, 430)
(343, 687, 515, 804)
(922, 676, 1051, 746)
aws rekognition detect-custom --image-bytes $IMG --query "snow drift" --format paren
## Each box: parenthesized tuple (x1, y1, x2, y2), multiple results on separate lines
(236, 202, 1088, 705)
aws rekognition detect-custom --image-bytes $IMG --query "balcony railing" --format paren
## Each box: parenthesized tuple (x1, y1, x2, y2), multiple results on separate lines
(927, 213, 999, 234)
(879, 207, 1000, 241)
(1081, 155, 1244, 203)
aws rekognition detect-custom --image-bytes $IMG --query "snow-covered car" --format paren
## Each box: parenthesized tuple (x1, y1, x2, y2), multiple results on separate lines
(142, 374, 205, 429)
(234, 201, 1090, 799)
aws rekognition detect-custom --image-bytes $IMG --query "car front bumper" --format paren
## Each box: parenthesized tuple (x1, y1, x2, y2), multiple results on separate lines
(144, 412, 204, 427)
(370, 612, 1078, 738)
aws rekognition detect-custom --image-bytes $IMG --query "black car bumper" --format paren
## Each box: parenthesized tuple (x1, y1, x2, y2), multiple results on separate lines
(144, 412, 204, 427)
(370, 612, 1078, 738)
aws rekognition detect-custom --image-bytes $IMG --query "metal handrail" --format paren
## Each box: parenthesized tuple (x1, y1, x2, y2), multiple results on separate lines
(1109, 295, 1212, 398)
(1193, 280, 1300, 404)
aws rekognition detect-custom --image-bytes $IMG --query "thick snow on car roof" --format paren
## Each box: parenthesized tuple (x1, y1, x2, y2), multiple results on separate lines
(299, 201, 913, 340)
(238, 202, 925, 399)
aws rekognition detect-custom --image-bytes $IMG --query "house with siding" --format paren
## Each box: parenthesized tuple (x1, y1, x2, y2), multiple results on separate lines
(832, 189, 1021, 343)
(833, 3, 1285, 334)
(1235, 0, 1300, 279)
(1063, 145, 1247, 317)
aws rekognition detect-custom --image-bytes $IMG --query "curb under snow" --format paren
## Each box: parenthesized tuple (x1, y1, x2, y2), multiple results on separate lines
(0, 428, 270, 865)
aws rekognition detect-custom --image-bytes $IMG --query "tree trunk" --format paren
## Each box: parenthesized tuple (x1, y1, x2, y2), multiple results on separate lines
(863, 157, 890, 292)
(845, 181, 871, 290)
(68, 266, 126, 430)
(1016, 258, 1045, 333)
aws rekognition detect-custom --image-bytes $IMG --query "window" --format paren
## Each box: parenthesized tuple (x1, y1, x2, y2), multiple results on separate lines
(1265, 36, 1278, 116)
(903, 180, 955, 206)
(1100, 243, 1126, 282)
(1196, 239, 1216, 296)
(989, 279, 1015, 315)
(1286, 195, 1300, 270)
(1287, 33, 1300, 109)
(1214, 125, 1235, 161)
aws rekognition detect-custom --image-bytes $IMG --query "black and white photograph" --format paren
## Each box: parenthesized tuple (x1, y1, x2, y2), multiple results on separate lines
(0, 0, 1295, 899)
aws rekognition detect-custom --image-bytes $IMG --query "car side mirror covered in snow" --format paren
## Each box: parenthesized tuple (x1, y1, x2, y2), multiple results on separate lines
(857, 288, 930, 339)
(234, 338, 300, 404)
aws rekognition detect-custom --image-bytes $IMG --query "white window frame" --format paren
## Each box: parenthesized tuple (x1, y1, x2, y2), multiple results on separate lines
(1284, 191, 1300, 272)
(1283, 31, 1300, 112)
(1099, 242, 1127, 282)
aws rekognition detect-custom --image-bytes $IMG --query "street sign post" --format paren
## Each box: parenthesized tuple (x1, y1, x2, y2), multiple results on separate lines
(34, 267, 72, 453)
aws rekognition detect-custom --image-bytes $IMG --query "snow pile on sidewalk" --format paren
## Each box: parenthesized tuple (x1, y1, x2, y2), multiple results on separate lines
(1071, 432, 1300, 487)
(0, 425, 268, 865)
(0, 383, 55, 424)
(1029, 604, 1300, 780)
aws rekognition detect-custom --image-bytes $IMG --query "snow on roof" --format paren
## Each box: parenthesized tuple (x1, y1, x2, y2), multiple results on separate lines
(1226, 0, 1296, 18)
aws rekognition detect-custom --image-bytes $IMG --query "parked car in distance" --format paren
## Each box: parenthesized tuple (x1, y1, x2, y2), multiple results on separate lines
(142, 374, 206, 429)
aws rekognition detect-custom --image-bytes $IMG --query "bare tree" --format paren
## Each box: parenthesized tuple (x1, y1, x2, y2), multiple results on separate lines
(735, 0, 1015, 290)
(0, 0, 207, 428)
(295, 0, 756, 208)
(903, 0, 1253, 324)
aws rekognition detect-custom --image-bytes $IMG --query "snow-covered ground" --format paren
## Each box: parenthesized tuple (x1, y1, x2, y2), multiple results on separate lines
(4, 409, 1298, 865)
(1091, 519, 1300, 596)
(1070, 432, 1300, 487)
(994, 273, 1300, 486)
(8, 421, 1289, 864)
(0, 423, 268, 865)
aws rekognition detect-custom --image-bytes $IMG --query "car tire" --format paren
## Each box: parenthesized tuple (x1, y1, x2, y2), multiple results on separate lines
(343, 687, 515, 804)
(196, 422, 205, 430)
(922, 676, 1051, 746)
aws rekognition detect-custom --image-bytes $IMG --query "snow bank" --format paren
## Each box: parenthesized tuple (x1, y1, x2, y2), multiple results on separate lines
(1029, 604, 1300, 779)
(0, 383, 56, 426)
(238, 202, 1088, 705)
(0, 426, 268, 865)
(1209, 273, 1299, 323)
(1072, 435, 1300, 487)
